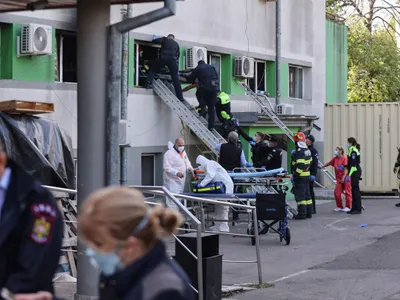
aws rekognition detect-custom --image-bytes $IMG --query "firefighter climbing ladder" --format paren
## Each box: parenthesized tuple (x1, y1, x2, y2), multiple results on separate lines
(237, 81, 337, 184)
(152, 79, 226, 155)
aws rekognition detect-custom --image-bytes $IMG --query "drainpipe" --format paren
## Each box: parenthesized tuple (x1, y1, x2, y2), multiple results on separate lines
(120, 4, 133, 186)
(275, 0, 281, 109)
(107, 0, 177, 186)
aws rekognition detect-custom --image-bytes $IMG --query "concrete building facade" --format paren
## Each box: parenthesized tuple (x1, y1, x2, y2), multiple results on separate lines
(0, 0, 347, 186)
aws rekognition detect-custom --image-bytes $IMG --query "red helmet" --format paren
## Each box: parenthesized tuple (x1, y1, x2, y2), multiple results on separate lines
(293, 132, 306, 142)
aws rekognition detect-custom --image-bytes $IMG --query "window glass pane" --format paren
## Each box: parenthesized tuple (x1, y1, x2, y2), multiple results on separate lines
(289, 67, 295, 98)
(256, 62, 266, 92)
(210, 55, 221, 78)
(296, 68, 303, 99)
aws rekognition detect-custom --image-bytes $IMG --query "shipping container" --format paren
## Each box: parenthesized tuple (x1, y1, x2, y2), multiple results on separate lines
(324, 103, 400, 192)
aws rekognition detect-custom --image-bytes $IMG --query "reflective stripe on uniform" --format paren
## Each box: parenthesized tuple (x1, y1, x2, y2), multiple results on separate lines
(220, 111, 231, 120)
(297, 200, 308, 206)
(295, 158, 312, 164)
(218, 92, 230, 105)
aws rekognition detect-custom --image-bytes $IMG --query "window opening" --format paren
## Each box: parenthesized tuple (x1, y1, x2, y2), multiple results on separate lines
(55, 30, 77, 83)
(289, 66, 303, 99)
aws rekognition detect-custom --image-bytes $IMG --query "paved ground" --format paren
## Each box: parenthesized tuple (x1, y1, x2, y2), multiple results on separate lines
(55, 198, 400, 300)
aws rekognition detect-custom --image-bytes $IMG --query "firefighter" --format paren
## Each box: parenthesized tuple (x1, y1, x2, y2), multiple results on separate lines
(306, 134, 318, 214)
(394, 147, 400, 207)
(291, 132, 313, 219)
(215, 90, 234, 137)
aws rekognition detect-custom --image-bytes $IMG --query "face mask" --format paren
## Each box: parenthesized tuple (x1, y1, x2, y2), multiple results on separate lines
(334, 150, 339, 157)
(346, 143, 351, 149)
(86, 248, 123, 276)
(177, 146, 184, 152)
(85, 211, 150, 276)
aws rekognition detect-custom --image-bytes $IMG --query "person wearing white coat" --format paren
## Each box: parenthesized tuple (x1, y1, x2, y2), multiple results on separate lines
(196, 155, 234, 232)
(163, 138, 194, 210)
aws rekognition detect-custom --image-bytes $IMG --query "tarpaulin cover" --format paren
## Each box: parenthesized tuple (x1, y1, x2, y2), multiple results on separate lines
(0, 112, 75, 188)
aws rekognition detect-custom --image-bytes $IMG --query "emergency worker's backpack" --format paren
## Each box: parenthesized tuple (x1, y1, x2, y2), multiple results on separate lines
(192, 182, 226, 194)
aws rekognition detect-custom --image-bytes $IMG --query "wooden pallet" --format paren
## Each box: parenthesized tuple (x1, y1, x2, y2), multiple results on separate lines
(0, 100, 54, 114)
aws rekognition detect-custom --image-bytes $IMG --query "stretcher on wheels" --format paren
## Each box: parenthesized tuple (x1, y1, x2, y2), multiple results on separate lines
(247, 193, 291, 246)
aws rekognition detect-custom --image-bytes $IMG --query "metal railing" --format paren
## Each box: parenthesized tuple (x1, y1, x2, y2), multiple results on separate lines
(131, 186, 263, 285)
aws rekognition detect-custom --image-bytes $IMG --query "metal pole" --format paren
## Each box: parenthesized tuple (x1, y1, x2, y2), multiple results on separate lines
(76, 0, 110, 299)
(275, 0, 281, 108)
(107, 26, 122, 186)
(196, 224, 204, 300)
(252, 209, 263, 284)
(120, 4, 133, 186)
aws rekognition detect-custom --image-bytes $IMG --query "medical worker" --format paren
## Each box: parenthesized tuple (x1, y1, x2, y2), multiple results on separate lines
(195, 155, 234, 232)
(321, 146, 352, 212)
(163, 138, 193, 210)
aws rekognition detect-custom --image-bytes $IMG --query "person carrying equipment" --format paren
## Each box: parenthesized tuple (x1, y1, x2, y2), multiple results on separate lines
(163, 138, 194, 210)
(394, 147, 400, 207)
(195, 155, 234, 232)
(146, 34, 185, 102)
(291, 132, 313, 220)
(345, 137, 362, 214)
(306, 134, 318, 214)
(186, 60, 219, 130)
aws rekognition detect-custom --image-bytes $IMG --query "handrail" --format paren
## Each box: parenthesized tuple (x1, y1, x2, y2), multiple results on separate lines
(42, 184, 204, 300)
(130, 185, 263, 285)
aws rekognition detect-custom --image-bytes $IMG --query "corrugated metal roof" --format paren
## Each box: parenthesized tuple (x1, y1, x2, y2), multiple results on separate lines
(0, 0, 164, 12)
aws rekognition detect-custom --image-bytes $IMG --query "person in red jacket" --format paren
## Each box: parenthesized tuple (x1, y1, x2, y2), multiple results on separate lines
(321, 146, 352, 212)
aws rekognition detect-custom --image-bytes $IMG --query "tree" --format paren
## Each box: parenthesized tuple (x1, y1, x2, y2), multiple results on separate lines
(347, 22, 400, 102)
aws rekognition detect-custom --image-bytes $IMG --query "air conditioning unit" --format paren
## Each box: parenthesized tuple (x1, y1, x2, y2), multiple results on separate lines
(234, 56, 254, 78)
(20, 24, 53, 56)
(276, 104, 294, 115)
(186, 46, 207, 69)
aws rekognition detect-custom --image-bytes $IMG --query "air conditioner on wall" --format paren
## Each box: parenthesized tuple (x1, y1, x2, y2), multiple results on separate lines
(276, 104, 294, 115)
(186, 46, 208, 69)
(19, 24, 53, 56)
(234, 56, 254, 78)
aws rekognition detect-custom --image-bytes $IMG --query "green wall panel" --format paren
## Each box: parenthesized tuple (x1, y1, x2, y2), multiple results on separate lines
(179, 46, 186, 70)
(326, 20, 348, 104)
(264, 61, 289, 98)
(221, 54, 232, 93)
(128, 38, 134, 87)
(0, 24, 14, 79)
(280, 62, 289, 99)
(12, 24, 55, 82)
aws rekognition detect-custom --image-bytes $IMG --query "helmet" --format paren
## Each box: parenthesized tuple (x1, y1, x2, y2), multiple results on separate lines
(293, 132, 306, 142)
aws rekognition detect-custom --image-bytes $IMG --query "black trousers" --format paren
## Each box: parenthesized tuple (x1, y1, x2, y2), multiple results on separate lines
(309, 181, 316, 213)
(351, 172, 362, 212)
(147, 58, 183, 100)
(294, 179, 313, 217)
(197, 87, 217, 130)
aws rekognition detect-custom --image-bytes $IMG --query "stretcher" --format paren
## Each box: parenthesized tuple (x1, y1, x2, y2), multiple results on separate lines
(195, 167, 285, 179)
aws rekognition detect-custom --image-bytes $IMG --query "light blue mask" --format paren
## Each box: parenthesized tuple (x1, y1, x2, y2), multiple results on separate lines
(86, 211, 150, 276)
(334, 150, 339, 157)
(346, 143, 351, 149)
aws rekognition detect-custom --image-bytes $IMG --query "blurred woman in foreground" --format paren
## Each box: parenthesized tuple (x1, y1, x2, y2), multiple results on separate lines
(78, 186, 195, 300)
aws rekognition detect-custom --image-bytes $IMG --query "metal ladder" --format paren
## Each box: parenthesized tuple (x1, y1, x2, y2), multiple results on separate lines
(153, 79, 226, 155)
(237, 81, 337, 184)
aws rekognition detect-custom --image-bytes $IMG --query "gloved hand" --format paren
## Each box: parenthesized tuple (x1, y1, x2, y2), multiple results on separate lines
(233, 119, 240, 127)
(152, 34, 157, 40)
(246, 162, 253, 167)
(250, 141, 256, 146)
(310, 175, 316, 182)
(345, 176, 350, 182)
(337, 165, 344, 171)
(291, 149, 296, 155)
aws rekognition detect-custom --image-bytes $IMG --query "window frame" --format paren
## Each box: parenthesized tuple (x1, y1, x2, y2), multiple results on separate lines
(245, 60, 266, 93)
(288, 65, 304, 99)
(208, 53, 222, 90)
(55, 30, 77, 84)
(134, 40, 161, 87)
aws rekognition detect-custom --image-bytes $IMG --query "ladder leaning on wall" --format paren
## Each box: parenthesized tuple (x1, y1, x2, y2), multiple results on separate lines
(236, 81, 337, 185)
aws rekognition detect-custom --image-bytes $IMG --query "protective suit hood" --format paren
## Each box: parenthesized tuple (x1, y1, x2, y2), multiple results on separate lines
(297, 141, 308, 149)
(167, 141, 174, 150)
(196, 155, 209, 169)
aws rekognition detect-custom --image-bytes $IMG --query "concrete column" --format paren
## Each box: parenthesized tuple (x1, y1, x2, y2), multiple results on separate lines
(76, 0, 110, 299)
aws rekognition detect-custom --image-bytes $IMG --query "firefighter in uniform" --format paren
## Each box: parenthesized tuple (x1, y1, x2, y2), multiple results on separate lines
(394, 147, 400, 207)
(291, 132, 313, 219)
(215, 91, 234, 137)
(0, 142, 63, 298)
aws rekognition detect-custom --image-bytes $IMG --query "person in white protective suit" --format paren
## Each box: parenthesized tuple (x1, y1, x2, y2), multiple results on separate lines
(163, 138, 194, 210)
(196, 155, 234, 232)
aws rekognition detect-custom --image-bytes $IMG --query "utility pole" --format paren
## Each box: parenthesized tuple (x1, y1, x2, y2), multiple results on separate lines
(275, 0, 281, 108)
(120, 4, 133, 186)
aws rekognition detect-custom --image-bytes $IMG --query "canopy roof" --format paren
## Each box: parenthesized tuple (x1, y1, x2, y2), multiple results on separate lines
(0, 0, 164, 12)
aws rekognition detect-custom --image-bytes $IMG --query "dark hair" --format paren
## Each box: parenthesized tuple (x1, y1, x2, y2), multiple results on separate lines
(348, 137, 361, 151)
(167, 34, 175, 39)
(256, 132, 267, 142)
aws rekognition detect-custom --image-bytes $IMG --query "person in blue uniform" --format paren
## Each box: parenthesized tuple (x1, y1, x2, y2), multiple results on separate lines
(78, 186, 194, 300)
(306, 135, 319, 214)
(0, 142, 63, 299)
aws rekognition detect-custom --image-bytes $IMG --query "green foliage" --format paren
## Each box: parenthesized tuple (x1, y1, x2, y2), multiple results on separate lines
(347, 23, 400, 102)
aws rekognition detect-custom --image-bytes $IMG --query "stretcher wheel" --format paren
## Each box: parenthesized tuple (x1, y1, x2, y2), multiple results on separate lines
(285, 227, 291, 245)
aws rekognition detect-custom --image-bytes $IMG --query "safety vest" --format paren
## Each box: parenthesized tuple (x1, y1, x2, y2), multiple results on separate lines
(218, 92, 230, 105)
(348, 146, 360, 176)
